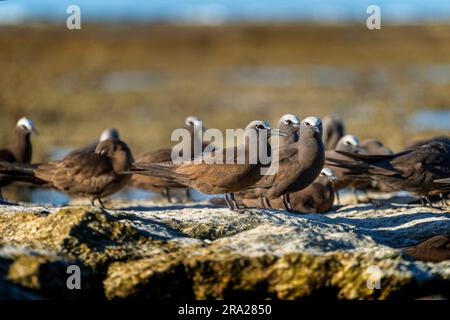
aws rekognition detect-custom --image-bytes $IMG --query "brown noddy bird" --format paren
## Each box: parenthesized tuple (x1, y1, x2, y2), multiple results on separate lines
(0, 117, 38, 199)
(275, 114, 301, 147)
(0, 138, 134, 208)
(359, 139, 393, 155)
(129, 116, 211, 202)
(243, 113, 300, 207)
(66, 128, 120, 157)
(237, 116, 325, 211)
(322, 115, 345, 151)
(126, 120, 285, 210)
(326, 141, 450, 206)
(242, 167, 336, 213)
(404, 235, 450, 263)
(325, 135, 360, 199)
(404, 136, 450, 150)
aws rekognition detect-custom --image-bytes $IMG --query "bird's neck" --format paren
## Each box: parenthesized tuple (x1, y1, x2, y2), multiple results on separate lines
(298, 134, 325, 164)
(112, 151, 134, 172)
(11, 129, 32, 163)
(244, 135, 272, 164)
(278, 129, 299, 147)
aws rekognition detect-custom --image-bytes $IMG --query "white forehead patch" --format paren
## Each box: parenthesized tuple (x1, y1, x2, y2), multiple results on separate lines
(185, 116, 202, 126)
(281, 114, 300, 125)
(246, 120, 272, 130)
(17, 117, 35, 131)
(302, 116, 321, 127)
(321, 167, 335, 177)
(100, 128, 119, 142)
(342, 134, 360, 146)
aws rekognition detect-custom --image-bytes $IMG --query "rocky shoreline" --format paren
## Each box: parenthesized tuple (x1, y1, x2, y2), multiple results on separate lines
(0, 199, 449, 300)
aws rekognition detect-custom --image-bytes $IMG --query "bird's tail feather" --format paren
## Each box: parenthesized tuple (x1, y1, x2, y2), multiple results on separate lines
(0, 161, 46, 186)
(123, 162, 184, 180)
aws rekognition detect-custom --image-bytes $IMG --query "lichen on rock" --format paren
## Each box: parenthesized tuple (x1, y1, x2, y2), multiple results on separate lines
(0, 201, 449, 300)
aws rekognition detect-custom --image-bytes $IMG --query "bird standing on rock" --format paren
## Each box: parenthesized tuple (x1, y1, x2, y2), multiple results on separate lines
(242, 167, 336, 213)
(0, 117, 38, 199)
(238, 116, 325, 211)
(0, 138, 134, 208)
(129, 116, 210, 202)
(326, 141, 450, 207)
(126, 120, 286, 211)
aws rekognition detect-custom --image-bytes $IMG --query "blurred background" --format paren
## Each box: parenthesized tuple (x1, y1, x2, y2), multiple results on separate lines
(1, 0, 450, 203)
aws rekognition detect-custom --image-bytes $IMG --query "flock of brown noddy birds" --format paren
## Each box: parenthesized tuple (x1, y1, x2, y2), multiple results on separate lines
(0, 115, 449, 262)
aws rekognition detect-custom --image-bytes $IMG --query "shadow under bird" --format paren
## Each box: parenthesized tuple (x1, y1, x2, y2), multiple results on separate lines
(126, 120, 285, 210)
(322, 114, 345, 151)
(242, 167, 336, 213)
(237, 116, 325, 211)
(0, 117, 38, 199)
(129, 116, 211, 202)
(0, 138, 134, 208)
(326, 141, 450, 207)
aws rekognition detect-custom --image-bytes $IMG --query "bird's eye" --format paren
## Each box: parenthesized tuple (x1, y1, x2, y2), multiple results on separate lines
(284, 120, 292, 125)
(305, 122, 311, 126)
(256, 124, 265, 130)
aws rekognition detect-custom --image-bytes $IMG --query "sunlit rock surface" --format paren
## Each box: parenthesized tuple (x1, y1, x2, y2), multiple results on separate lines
(0, 200, 449, 300)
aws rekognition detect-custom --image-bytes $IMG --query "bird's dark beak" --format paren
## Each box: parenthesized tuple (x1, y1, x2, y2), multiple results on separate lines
(271, 129, 287, 137)
(32, 127, 39, 135)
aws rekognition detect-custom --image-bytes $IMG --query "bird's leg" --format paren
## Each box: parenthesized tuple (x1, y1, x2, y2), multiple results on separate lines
(185, 188, 191, 200)
(263, 197, 272, 209)
(162, 188, 172, 203)
(282, 194, 293, 212)
(229, 193, 239, 209)
(260, 197, 266, 208)
(335, 191, 340, 205)
(229, 193, 244, 210)
(425, 196, 442, 210)
(224, 193, 234, 210)
(98, 197, 106, 209)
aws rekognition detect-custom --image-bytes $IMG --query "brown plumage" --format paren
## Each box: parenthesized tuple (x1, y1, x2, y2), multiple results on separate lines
(325, 134, 360, 192)
(237, 116, 325, 211)
(67, 128, 120, 157)
(0, 117, 38, 198)
(326, 141, 450, 206)
(359, 139, 393, 155)
(404, 136, 450, 150)
(127, 120, 284, 210)
(322, 115, 345, 151)
(404, 235, 450, 263)
(0, 138, 134, 207)
(242, 168, 335, 213)
(129, 116, 212, 202)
